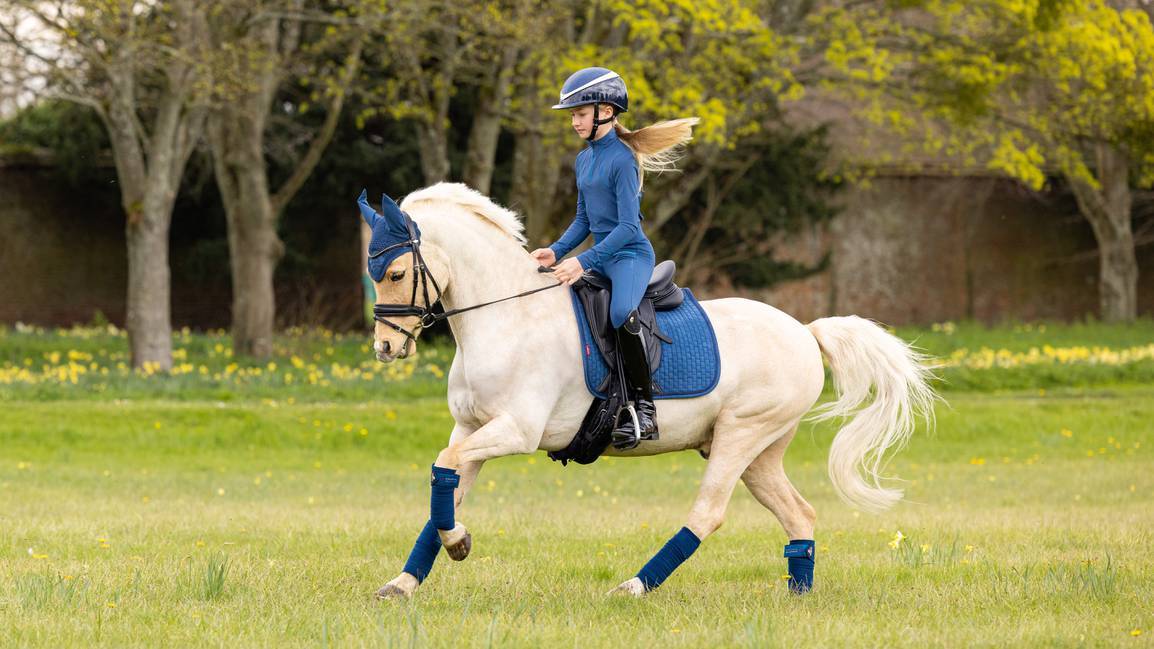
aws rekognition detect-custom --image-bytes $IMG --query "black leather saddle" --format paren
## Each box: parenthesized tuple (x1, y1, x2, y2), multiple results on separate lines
(577, 260, 684, 311)
(547, 259, 686, 466)
(570, 259, 684, 394)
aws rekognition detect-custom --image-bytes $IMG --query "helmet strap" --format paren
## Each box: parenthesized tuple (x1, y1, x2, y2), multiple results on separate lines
(586, 102, 612, 142)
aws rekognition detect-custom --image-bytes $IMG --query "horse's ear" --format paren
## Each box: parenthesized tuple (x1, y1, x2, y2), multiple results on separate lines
(357, 189, 381, 228)
(379, 193, 408, 236)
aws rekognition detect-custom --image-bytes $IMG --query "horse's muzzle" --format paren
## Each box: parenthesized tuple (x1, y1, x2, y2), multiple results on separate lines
(375, 340, 397, 363)
(375, 339, 412, 362)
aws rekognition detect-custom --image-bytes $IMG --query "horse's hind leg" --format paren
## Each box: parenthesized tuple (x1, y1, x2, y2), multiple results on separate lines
(740, 427, 818, 593)
(610, 417, 800, 597)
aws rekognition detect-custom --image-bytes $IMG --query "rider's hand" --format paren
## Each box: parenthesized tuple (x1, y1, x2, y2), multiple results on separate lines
(530, 248, 556, 267)
(552, 257, 584, 285)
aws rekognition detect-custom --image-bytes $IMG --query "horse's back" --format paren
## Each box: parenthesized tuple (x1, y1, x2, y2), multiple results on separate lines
(601, 296, 825, 457)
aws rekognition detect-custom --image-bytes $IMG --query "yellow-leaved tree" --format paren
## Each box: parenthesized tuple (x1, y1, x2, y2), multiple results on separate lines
(511, 0, 806, 252)
(817, 0, 1154, 321)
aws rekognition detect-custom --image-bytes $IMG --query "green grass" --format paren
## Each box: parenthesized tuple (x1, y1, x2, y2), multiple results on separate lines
(894, 318, 1154, 391)
(1, 323, 1152, 646)
(894, 318, 1154, 354)
(2, 318, 1153, 400)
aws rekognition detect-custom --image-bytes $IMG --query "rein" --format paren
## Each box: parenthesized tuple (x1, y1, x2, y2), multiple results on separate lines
(371, 211, 564, 348)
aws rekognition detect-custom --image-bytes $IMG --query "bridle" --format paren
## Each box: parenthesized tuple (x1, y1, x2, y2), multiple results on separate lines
(370, 210, 564, 354)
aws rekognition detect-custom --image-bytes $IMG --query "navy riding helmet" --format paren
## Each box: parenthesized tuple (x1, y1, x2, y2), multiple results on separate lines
(552, 67, 628, 142)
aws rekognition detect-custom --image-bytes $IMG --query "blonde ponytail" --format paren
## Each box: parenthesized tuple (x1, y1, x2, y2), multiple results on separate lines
(614, 117, 700, 189)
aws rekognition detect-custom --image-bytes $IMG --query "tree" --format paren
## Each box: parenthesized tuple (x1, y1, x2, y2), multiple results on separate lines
(816, 0, 1154, 321)
(507, 0, 820, 277)
(667, 127, 839, 286)
(200, 0, 363, 358)
(0, 0, 206, 369)
(356, 0, 464, 185)
(358, 0, 549, 193)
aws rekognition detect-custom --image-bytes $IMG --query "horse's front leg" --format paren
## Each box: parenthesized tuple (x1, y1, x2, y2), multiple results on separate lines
(431, 413, 540, 558)
(377, 415, 536, 599)
(375, 459, 484, 600)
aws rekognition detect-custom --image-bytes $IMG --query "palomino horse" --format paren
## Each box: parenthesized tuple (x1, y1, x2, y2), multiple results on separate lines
(361, 182, 935, 598)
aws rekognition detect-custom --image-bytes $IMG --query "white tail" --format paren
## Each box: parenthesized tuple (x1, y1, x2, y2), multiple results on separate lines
(806, 316, 938, 513)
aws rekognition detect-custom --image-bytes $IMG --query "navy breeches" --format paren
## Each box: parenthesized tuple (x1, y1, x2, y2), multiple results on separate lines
(600, 251, 655, 329)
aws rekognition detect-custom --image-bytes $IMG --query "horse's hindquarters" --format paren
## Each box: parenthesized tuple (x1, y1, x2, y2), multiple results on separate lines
(702, 298, 825, 429)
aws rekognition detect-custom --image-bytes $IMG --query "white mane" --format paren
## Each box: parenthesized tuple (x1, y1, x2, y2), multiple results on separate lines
(401, 182, 527, 244)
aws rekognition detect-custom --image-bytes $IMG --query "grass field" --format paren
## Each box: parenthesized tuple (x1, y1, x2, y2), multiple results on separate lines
(1, 321, 1152, 647)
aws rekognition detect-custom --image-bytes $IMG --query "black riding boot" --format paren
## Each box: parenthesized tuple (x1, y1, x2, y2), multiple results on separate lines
(611, 310, 658, 449)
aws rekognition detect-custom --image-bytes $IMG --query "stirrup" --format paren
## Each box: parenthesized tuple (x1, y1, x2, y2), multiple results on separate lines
(610, 402, 658, 450)
(610, 403, 642, 450)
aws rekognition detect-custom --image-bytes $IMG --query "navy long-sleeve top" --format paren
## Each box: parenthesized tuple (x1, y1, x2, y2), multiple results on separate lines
(548, 128, 651, 270)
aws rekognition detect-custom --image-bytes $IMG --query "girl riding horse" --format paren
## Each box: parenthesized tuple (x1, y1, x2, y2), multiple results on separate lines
(530, 67, 699, 449)
(363, 68, 935, 602)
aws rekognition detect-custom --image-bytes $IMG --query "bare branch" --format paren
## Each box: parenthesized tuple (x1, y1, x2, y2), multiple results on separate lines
(271, 38, 364, 215)
(44, 89, 108, 121)
(20, 3, 109, 71)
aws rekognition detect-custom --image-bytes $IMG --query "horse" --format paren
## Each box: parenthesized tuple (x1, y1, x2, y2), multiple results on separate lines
(360, 182, 936, 598)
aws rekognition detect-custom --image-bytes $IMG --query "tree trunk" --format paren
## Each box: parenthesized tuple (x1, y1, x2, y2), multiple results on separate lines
(417, 121, 452, 184)
(509, 69, 567, 246)
(204, 12, 358, 359)
(227, 193, 281, 359)
(105, 71, 173, 370)
(209, 112, 284, 359)
(510, 126, 566, 246)
(7, 0, 203, 369)
(1068, 142, 1137, 322)
(462, 105, 501, 193)
(462, 47, 518, 194)
(413, 28, 457, 186)
(125, 199, 174, 371)
(104, 38, 201, 370)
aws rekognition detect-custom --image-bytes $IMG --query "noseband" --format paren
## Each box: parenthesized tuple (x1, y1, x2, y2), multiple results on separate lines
(370, 210, 563, 350)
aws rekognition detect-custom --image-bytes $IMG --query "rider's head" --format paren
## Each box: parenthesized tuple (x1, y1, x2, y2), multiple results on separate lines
(568, 103, 617, 140)
(551, 67, 628, 143)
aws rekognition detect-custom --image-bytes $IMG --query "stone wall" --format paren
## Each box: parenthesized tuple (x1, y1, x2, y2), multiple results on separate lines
(0, 162, 360, 329)
(744, 176, 1153, 324)
(2, 163, 1151, 328)
(0, 165, 128, 325)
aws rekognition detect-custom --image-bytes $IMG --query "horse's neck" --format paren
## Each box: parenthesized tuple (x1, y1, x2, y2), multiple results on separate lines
(421, 218, 570, 352)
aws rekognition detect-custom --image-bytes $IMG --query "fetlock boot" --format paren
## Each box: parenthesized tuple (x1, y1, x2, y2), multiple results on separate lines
(611, 311, 658, 449)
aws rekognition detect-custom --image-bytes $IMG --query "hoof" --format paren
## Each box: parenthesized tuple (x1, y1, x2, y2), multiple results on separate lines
(438, 523, 472, 562)
(445, 530, 472, 561)
(375, 573, 418, 600)
(375, 584, 410, 600)
(607, 577, 645, 597)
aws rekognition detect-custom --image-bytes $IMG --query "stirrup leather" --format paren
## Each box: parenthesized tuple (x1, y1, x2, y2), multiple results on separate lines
(610, 311, 659, 450)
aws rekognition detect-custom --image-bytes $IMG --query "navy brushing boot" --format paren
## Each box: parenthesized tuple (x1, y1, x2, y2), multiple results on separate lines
(784, 539, 815, 593)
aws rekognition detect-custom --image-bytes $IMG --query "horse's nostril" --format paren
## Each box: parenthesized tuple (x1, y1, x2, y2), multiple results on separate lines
(382, 340, 391, 355)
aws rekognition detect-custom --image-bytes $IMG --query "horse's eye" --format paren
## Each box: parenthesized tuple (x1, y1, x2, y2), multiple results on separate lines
(390, 270, 406, 282)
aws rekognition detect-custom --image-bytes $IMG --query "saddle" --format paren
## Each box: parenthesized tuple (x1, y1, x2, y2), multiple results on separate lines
(571, 259, 683, 392)
(549, 260, 685, 465)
